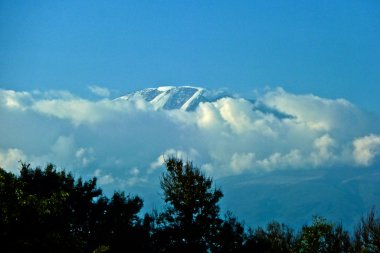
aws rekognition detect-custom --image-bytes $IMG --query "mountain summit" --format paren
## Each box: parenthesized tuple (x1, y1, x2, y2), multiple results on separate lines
(117, 86, 227, 111)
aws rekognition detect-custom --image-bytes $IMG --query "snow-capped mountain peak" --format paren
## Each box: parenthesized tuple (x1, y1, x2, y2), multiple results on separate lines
(117, 86, 212, 111)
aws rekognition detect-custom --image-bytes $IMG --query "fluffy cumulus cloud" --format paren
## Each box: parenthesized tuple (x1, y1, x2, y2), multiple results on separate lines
(0, 88, 379, 188)
(0, 148, 27, 173)
(353, 134, 380, 166)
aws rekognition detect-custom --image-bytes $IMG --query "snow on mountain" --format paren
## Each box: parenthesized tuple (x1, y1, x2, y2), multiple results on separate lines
(116, 86, 296, 121)
(117, 86, 224, 111)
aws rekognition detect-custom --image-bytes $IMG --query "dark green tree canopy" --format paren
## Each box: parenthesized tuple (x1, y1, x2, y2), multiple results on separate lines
(1, 160, 379, 253)
(354, 208, 380, 253)
(0, 163, 150, 253)
(156, 157, 223, 252)
(293, 216, 351, 253)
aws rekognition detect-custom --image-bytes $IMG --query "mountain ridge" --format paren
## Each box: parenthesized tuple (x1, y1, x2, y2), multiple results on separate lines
(117, 86, 229, 111)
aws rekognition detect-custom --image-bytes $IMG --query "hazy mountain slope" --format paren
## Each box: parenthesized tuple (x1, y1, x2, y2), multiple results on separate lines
(114, 165, 380, 231)
(217, 167, 380, 230)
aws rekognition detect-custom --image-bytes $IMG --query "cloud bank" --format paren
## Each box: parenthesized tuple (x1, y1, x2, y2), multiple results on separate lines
(1, 88, 379, 187)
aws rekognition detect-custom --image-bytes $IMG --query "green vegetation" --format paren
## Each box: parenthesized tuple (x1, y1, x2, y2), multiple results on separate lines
(1, 158, 379, 252)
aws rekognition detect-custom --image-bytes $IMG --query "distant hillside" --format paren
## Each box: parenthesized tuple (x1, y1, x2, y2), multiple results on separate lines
(217, 166, 380, 230)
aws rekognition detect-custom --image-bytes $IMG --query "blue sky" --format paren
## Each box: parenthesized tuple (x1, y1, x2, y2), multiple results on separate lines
(1, 0, 379, 112)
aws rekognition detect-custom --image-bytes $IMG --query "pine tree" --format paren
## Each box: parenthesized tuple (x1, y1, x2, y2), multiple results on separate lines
(154, 157, 223, 252)
(354, 208, 380, 253)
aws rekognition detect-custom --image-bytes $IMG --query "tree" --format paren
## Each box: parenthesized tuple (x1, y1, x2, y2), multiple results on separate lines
(293, 216, 351, 253)
(0, 163, 149, 253)
(154, 157, 223, 252)
(215, 212, 246, 253)
(0, 163, 99, 252)
(354, 208, 380, 253)
(243, 221, 294, 253)
(96, 192, 152, 252)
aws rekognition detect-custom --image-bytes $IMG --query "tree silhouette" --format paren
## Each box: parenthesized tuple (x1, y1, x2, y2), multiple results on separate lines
(153, 157, 223, 252)
(2, 160, 380, 253)
(0, 163, 99, 252)
(293, 216, 351, 253)
(97, 192, 152, 252)
(0, 163, 149, 253)
(215, 212, 246, 253)
(354, 208, 380, 253)
(244, 221, 294, 253)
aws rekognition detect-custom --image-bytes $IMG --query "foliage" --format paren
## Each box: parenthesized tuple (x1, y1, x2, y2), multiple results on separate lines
(154, 157, 223, 252)
(215, 212, 246, 253)
(293, 216, 352, 253)
(244, 221, 294, 253)
(1, 160, 379, 253)
(353, 208, 380, 253)
(0, 163, 150, 253)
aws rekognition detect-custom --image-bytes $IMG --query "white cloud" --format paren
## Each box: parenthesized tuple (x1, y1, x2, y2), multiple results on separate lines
(196, 102, 224, 130)
(260, 88, 356, 132)
(0, 87, 379, 185)
(257, 149, 303, 171)
(88, 85, 110, 97)
(32, 98, 107, 125)
(230, 152, 255, 174)
(0, 148, 27, 173)
(149, 148, 200, 173)
(125, 167, 147, 186)
(30, 94, 152, 126)
(0, 89, 32, 110)
(75, 147, 94, 167)
(310, 134, 336, 166)
(94, 167, 147, 187)
(353, 134, 380, 166)
(94, 169, 115, 185)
